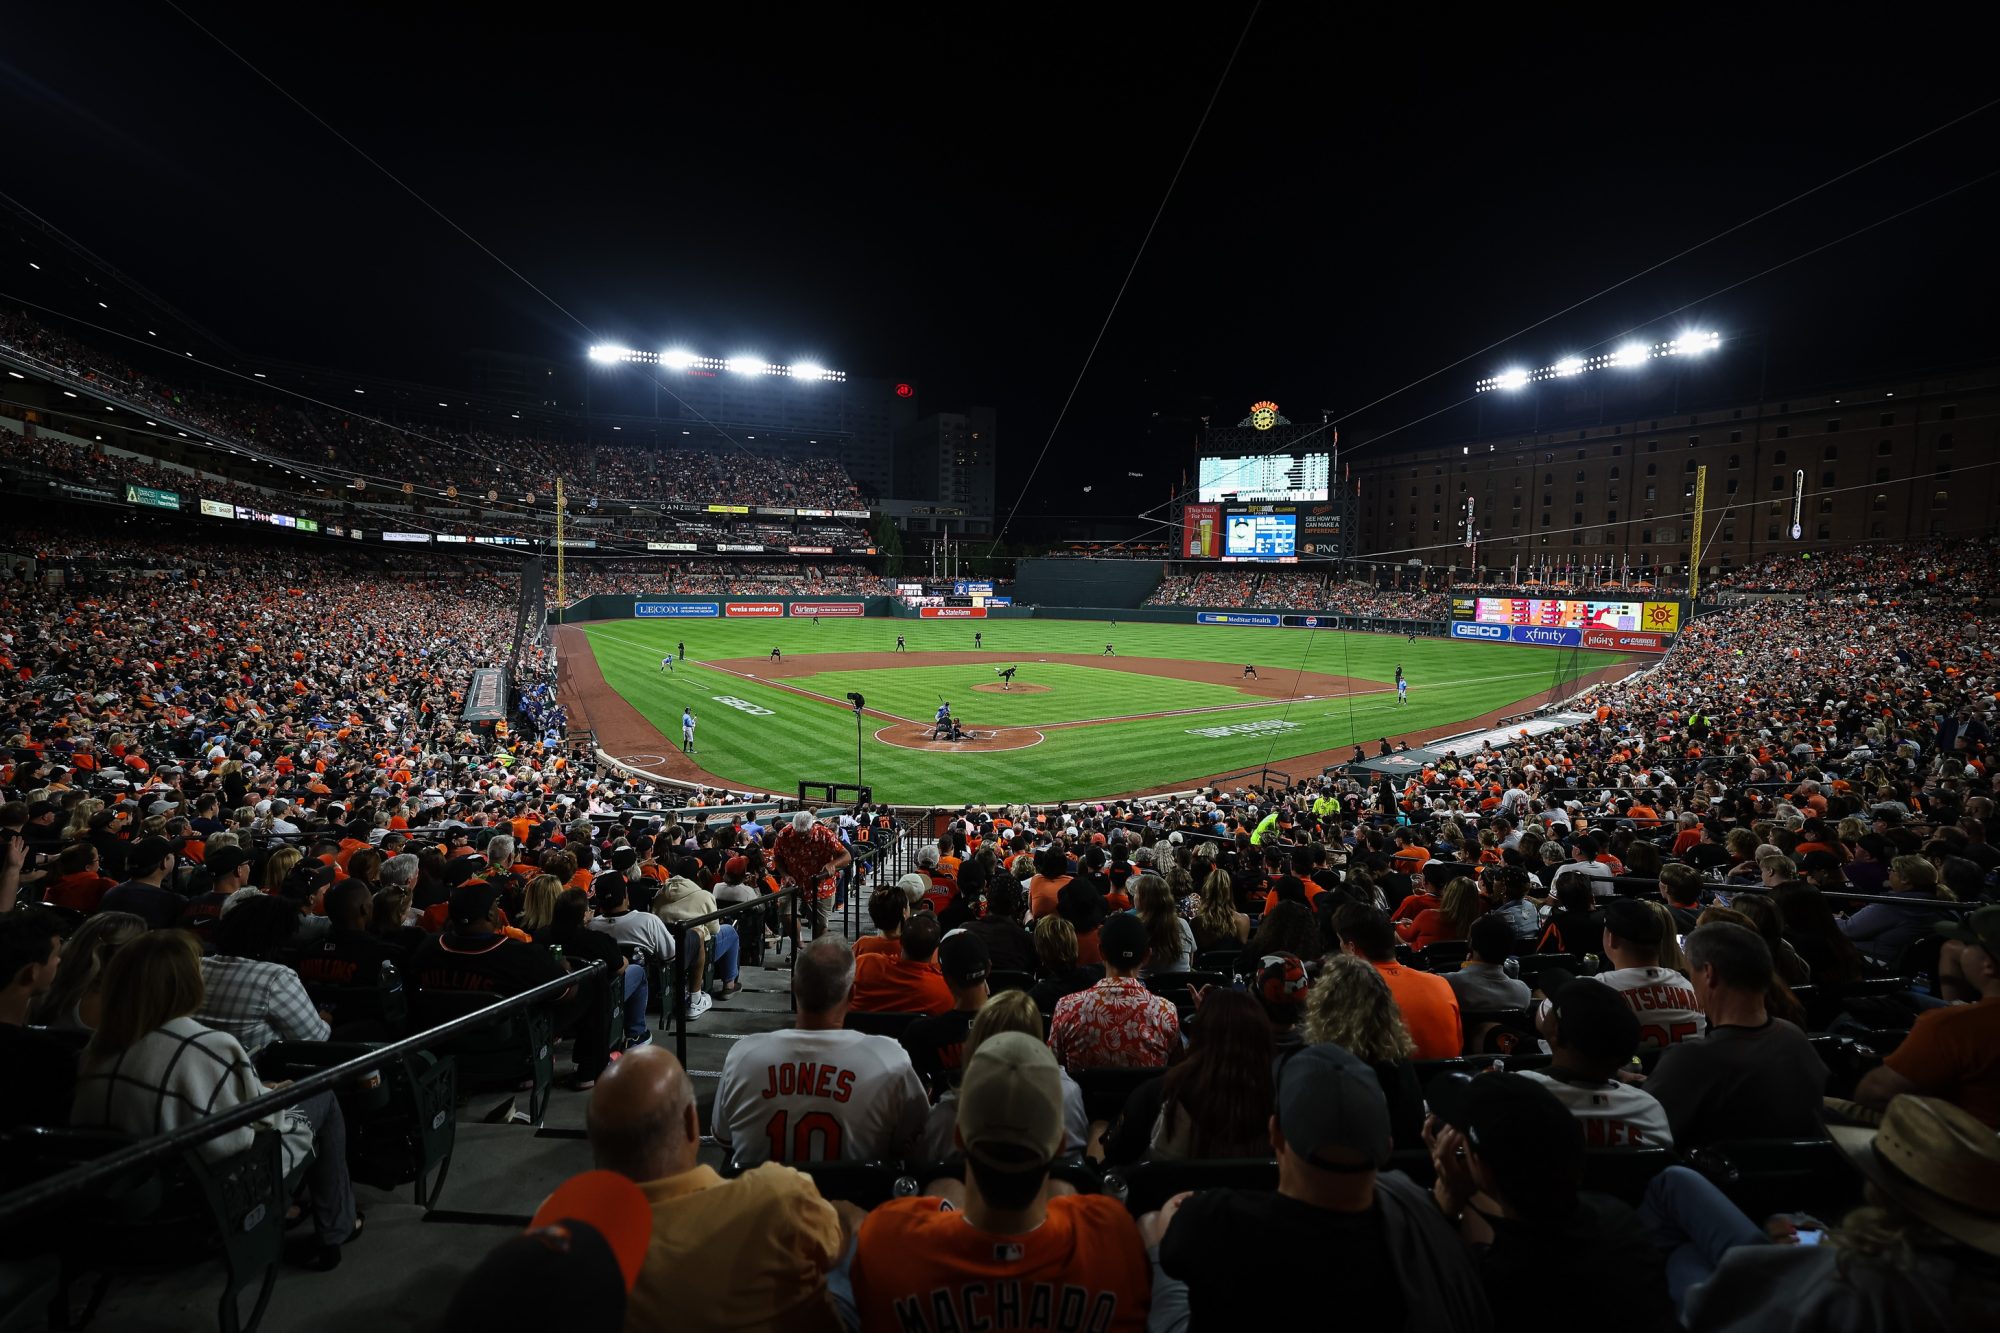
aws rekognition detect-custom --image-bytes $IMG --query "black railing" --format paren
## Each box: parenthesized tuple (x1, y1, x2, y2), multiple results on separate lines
(0, 960, 603, 1229)
(664, 888, 801, 1067)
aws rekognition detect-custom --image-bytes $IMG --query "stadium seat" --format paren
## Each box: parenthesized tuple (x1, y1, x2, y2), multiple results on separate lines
(1075, 1067, 1164, 1124)
(255, 1042, 458, 1210)
(986, 969, 1035, 995)
(1512, 952, 1588, 987)
(732, 1160, 906, 1209)
(1419, 941, 1472, 970)
(1688, 1138, 1860, 1222)
(410, 990, 555, 1126)
(1104, 1158, 1278, 1215)
(843, 1011, 926, 1041)
(1803, 976, 1914, 1032)
(293, 959, 409, 1036)
(1193, 948, 1241, 975)
(1608, 876, 1663, 898)
(1, 1125, 287, 1333)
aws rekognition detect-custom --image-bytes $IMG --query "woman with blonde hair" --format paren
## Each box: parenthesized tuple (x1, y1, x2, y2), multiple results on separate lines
(516, 873, 566, 937)
(1302, 954, 1423, 1145)
(31, 911, 149, 1031)
(1647, 900, 1691, 974)
(62, 798, 102, 842)
(1396, 876, 1481, 950)
(1191, 865, 1249, 950)
(920, 988, 1087, 1161)
(69, 931, 360, 1268)
(1028, 915, 1095, 1015)
(260, 846, 303, 896)
(1133, 872, 1194, 976)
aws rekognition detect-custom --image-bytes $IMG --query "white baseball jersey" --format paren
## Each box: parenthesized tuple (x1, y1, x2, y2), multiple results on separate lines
(1591, 966, 1708, 1048)
(712, 1028, 927, 1167)
(1518, 1069, 1676, 1149)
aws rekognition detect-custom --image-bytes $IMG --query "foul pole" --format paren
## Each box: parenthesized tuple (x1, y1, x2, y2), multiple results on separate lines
(1689, 464, 1707, 602)
(556, 476, 567, 619)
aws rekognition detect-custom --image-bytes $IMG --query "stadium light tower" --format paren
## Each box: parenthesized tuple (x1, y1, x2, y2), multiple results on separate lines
(1476, 330, 1721, 392)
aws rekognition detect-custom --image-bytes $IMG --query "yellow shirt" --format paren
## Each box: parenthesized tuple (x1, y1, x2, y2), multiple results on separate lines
(626, 1163, 842, 1333)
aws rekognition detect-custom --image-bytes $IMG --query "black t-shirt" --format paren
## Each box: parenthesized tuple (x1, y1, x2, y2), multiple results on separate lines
(292, 927, 403, 990)
(1159, 1188, 1406, 1331)
(901, 1007, 976, 1087)
(0, 1022, 79, 1129)
(1482, 1194, 1677, 1331)
(408, 930, 563, 996)
(543, 924, 624, 978)
(99, 879, 186, 930)
(1646, 1019, 1830, 1147)
(963, 919, 1037, 975)
(1029, 966, 1098, 1016)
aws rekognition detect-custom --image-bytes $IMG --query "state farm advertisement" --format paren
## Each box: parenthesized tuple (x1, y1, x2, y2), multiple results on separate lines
(1581, 628, 1667, 653)
(725, 602, 785, 618)
(920, 606, 986, 618)
(788, 602, 864, 617)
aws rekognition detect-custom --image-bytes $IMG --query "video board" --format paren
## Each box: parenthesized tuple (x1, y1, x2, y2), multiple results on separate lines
(1221, 511, 1297, 562)
(1198, 452, 1329, 503)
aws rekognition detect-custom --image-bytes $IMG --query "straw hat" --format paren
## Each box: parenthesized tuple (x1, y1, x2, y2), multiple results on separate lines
(1829, 1095, 2000, 1257)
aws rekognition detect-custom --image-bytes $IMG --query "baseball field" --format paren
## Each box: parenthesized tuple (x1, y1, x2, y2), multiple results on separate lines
(558, 617, 1630, 805)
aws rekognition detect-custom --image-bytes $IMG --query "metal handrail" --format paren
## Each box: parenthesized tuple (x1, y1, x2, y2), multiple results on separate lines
(0, 959, 604, 1227)
(665, 887, 801, 1066)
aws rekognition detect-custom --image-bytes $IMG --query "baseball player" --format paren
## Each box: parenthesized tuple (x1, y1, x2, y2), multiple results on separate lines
(812, 613, 820, 626)
(973, 630, 983, 648)
(933, 700, 953, 739)
(895, 634, 907, 653)
(659, 652, 674, 673)
(996, 665, 1018, 690)
(769, 646, 782, 662)
(1103, 643, 1115, 657)
(710, 947, 928, 1166)
(1396, 666, 1409, 706)
(682, 708, 697, 754)
(677, 640, 686, 661)
(1242, 663, 1258, 679)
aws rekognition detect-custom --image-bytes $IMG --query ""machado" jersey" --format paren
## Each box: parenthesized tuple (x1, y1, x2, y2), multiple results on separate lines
(852, 1194, 1150, 1333)
(712, 1028, 927, 1166)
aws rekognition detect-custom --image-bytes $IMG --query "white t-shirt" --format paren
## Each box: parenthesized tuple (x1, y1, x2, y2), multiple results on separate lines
(1592, 966, 1707, 1048)
(1518, 1069, 1676, 1149)
(588, 909, 677, 964)
(713, 1028, 928, 1167)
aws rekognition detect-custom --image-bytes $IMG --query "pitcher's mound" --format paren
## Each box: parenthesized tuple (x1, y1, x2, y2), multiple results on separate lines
(971, 682, 1051, 695)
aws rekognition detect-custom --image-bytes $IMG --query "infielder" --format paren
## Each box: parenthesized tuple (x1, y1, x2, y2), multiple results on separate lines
(895, 635, 907, 653)
(1242, 664, 1258, 679)
(1103, 643, 1115, 657)
(660, 652, 674, 673)
(769, 646, 783, 662)
(682, 707, 697, 754)
(973, 630, 983, 648)
(1395, 665, 1409, 706)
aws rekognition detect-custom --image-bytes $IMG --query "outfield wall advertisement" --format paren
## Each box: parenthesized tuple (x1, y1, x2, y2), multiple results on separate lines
(1455, 596, 1681, 634)
(920, 606, 987, 618)
(725, 602, 785, 617)
(635, 601, 720, 618)
(1196, 612, 1279, 626)
(1450, 620, 1668, 652)
(787, 602, 864, 617)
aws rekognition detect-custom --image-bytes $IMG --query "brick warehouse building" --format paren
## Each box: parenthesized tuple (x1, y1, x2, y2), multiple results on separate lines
(1352, 363, 1999, 577)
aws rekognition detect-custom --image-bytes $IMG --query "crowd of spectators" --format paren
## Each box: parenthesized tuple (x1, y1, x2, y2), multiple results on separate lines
(553, 561, 895, 602)
(1145, 569, 1446, 619)
(1, 307, 872, 518)
(4, 482, 2000, 1326)
(1706, 539, 2000, 597)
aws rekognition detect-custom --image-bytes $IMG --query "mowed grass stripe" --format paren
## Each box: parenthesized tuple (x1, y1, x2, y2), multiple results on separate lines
(579, 618, 1619, 803)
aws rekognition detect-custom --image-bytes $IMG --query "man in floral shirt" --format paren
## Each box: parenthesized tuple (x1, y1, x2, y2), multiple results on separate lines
(1049, 913, 1179, 1072)
(772, 811, 850, 940)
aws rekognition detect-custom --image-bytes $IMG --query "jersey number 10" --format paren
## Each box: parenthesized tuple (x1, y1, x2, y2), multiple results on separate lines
(765, 1109, 844, 1162)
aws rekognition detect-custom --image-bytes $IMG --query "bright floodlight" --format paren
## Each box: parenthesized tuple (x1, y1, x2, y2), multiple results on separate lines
(660, 348, 697, 370)
(1676, 330, 1719, 355)
(588, 344, 631, 364)
(1495, 368, 1530, 391)
(725, 355, 765, 375)
(1552, 356, 1584, 378)
(791, 361, 827, 382)
(1614, 341, 1651, 368)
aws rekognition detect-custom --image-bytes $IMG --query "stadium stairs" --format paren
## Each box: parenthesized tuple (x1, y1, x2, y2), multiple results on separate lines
(23, 928, 834, 1333)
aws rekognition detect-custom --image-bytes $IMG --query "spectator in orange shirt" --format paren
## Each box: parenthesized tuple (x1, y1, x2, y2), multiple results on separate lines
(851, 914, 953, 1015)
(1395, 877, 1481, 951)
(1028, 848, 1072, 919)
(1334, 902, 1462, 1059)
(855, 888, 906, 961)
(44, 844, 118, 913)
(1389, 830, 1431, 877)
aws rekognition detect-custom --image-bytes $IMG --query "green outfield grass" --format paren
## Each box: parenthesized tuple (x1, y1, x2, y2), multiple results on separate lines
(577, 616, 1621, 805)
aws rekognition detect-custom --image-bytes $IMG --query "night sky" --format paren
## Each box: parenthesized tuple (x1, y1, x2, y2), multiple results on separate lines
(5, 6, 1995, 534)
